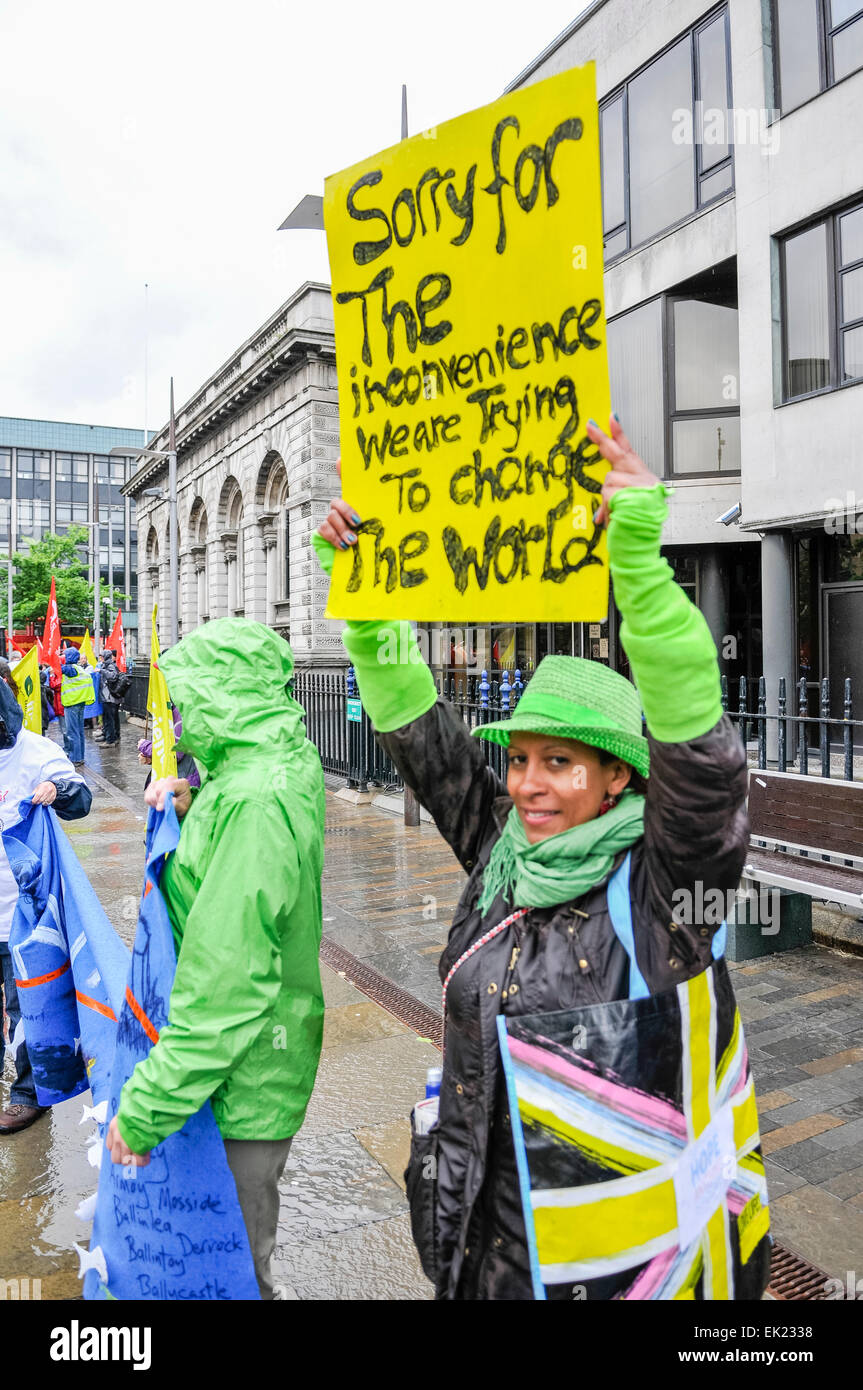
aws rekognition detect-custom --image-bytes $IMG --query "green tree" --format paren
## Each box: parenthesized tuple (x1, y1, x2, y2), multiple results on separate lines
(0, 527, 128, 630)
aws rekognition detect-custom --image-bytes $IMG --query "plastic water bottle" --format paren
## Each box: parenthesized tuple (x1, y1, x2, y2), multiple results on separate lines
(425, 1066, 442, 1099)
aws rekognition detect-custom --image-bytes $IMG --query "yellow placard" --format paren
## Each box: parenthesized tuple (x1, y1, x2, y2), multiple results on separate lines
(14, 645, 41, 733)
(324, 62, 611, 622)
(147, 605, 177, 782)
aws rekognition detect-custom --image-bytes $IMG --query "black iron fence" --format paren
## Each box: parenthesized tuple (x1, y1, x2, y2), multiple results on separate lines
(294, 666, 861, 791)
(125, 667, 149, 720)
(721, 675, 862, 780)
(124, 660, 862, 787)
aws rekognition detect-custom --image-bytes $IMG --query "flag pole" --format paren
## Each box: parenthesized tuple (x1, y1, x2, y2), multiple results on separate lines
(169, 379, 179, 648)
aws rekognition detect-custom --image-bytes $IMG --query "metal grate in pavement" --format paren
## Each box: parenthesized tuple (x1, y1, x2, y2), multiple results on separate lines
(322, 935, 837, 1302)
(320, 935, 443, 1047)
(766, 1243, 833, 1300)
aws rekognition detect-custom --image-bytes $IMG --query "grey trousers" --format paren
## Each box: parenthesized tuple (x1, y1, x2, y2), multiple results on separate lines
(224, 1136, 293, 1300)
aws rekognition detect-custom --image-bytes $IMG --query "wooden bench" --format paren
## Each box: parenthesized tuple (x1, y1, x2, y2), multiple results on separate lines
(727, 770, 863, 960)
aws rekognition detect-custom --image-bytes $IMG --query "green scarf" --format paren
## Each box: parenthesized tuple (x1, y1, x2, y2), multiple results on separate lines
(477, 790, 646, 913)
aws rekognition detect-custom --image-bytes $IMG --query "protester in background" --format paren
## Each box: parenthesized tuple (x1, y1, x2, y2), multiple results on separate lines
(98, 648, 127, 746)
(60, 648, 93, 766)
(104, 619, 326, 1300)
(0, 679, 92, 1133)
(39, 665, 54, 735)
(49, 665, 66, 752)
(0, 660, 16, 694)
(313, 428, 768, 1302)
(137, 707, 201, 791)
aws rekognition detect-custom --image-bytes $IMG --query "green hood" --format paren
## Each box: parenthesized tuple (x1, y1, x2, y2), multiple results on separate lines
(158, 617, 306, 771)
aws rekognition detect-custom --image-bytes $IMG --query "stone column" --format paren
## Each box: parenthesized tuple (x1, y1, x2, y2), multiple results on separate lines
(761, 531, 795, 763)
(148, 566, 161, 650)
(221, 531, 238, 616)
(258, 511, 278, 626)
(191, 545, 208, 626)
(700, 546, 728, 663)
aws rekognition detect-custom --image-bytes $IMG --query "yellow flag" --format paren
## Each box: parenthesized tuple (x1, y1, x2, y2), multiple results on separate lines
(14, 645, 42, 733)
(147, 605, 177, 781)
(80, 629, 97, 666)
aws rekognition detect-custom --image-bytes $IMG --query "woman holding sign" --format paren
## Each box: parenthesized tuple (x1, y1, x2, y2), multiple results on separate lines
(314, 419, 769, 1302)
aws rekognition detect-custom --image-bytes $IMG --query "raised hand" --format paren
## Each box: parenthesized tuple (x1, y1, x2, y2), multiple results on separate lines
(586, 416, 660, 528)
(317, 459, 363, 552)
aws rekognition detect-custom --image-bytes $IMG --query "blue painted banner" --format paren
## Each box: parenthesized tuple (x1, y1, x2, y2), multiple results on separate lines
(5, 800, 259, 1301)
(6, 801, 129, 1107)
(86, 801, 260, 1300)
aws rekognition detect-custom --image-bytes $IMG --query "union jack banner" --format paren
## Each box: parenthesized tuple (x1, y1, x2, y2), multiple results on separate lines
(497, 959, 771, 1300)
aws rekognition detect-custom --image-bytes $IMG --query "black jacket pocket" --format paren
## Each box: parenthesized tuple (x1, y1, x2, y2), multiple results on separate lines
(404, 1109, 440, 1285)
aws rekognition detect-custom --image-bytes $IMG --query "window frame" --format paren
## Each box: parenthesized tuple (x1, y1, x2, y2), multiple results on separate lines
(773, 0, 863, 115)
(607, 282, 741, 479)
(779, 195, 863, 403)
(601, 4, 734, 266)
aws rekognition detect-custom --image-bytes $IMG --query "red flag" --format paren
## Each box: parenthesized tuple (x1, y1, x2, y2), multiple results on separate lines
(44, 575, 62, 675)
(108, 609, 127, 672)
(36, 636, 44, 662)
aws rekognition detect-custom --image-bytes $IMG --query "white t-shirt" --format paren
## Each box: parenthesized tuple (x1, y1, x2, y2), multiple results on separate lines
(0, 732, 84, 942)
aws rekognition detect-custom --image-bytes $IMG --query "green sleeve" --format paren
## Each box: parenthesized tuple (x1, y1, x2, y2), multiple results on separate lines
(311, 532, 437, 733)
(116, 803, 297, 1153)
(606, 483, 723, 743)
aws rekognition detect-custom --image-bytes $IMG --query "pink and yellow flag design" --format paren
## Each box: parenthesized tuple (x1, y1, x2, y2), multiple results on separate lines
(498, 959, 770, 1300)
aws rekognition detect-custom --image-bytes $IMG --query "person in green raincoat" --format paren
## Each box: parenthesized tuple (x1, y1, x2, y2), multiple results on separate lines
(104, 618, 326, 1299)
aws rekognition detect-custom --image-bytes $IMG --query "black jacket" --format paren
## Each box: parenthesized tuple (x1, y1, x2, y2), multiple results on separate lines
(380, 699, 761, 1301)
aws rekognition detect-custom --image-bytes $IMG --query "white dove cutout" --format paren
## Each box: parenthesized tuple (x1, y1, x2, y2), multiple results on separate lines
(86, 1136, 103, 1170)
(10, 1018, 26, 1055)
(10, 893, 66, 978)
(75, 1192, 98, 1222)
(79, 1100, 109, 1126)
(74, 1243, 108, 1284)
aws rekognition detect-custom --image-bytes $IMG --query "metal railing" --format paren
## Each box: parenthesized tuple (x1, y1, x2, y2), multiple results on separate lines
(125, 667, 149, 720)
(721, 675, 861, 781)
(124, 662, 861, 787)
(297, 666, 859, 791)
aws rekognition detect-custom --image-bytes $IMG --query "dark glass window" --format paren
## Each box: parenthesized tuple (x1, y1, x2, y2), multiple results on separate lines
(781, 199, 863, 399)
(608, 267, 740, 477)
(601, 9, 733, 261)
(607, 297, 666, 473)
(670, 294, 741, 474)
(629, 38, 694, 246)
(600, 96, 625, 244)
(775, 0, 863, 112)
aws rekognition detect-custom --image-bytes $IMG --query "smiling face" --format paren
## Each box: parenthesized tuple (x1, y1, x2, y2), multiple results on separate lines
(506, 732, 633, 844)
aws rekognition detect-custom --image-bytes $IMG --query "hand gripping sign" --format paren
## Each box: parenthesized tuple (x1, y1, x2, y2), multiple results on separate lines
(324, 62, 611, 622)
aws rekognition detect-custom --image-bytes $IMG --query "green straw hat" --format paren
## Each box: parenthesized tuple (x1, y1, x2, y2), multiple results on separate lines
(472, 655, 650, 778)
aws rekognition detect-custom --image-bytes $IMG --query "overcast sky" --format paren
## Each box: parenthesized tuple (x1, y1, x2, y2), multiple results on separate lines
(0, 0, 584, 436)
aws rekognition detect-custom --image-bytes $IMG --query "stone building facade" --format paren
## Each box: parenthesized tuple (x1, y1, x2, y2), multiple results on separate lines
(126, 282, 345, 666)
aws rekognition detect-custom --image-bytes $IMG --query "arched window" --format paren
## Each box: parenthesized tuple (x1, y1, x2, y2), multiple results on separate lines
(258, 453, 289, 625)
(189, 498, 209, 625)
(221, 479, 244, 615)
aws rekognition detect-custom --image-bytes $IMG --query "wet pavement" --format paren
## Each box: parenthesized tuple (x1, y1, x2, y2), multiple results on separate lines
(3, 715, 863, 1297)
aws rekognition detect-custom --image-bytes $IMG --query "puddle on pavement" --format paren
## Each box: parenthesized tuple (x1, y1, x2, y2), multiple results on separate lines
(0, 1074, 97, 1296)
